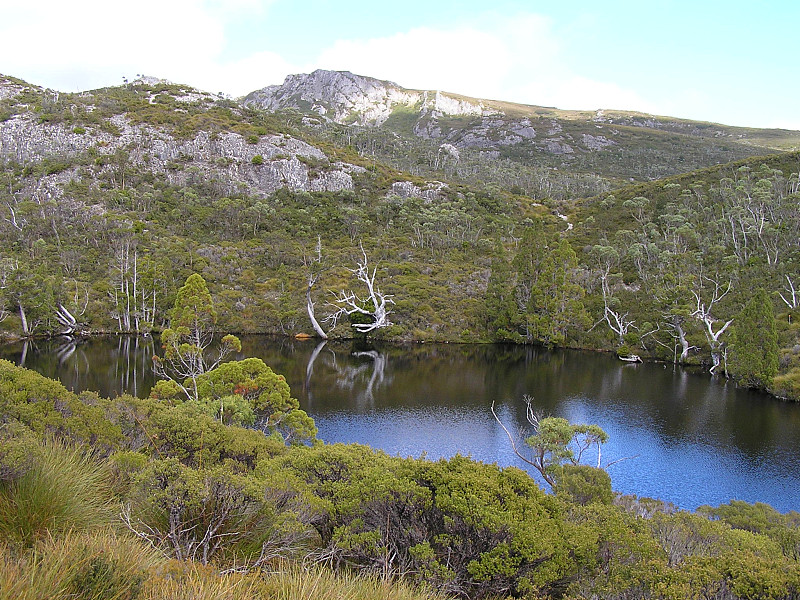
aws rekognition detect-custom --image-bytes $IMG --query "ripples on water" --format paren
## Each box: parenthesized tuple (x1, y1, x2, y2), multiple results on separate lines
(3, 335, 799, 512)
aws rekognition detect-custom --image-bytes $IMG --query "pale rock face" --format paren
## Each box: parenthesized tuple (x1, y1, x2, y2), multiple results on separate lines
(581, 134, 615, 151)
(420, 91, 485, 117)
(510, 119, 537, 139)
(0, 76, 33, 101)
(0, 113, 98, 162)
(390, 181, 423, 198)
(244, 70, 493, 127)
(245, 70, 420, 126)
(543, 139, 574, 154)
(0, 109, 359, 198)
(388, 180, 448, 202)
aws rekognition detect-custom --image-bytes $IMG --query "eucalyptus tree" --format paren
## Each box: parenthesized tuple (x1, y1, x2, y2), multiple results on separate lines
(153, 273, 241, 401)
(778, 274, 798, 310)
(589, 243, 636, 345)
(690, 276, 735, 374)
(492, 396, 610, 488)
(303, 236, 328, 339)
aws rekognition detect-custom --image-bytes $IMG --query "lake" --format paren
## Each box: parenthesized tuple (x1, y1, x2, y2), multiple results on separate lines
(3, 335, 799, 513)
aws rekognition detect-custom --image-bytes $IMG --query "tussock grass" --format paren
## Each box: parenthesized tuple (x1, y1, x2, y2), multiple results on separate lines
(0, 529, 159, 600)
(142, 563, 261, 600)
(140, 562, 449, 600)
(0, 439, 113, 547)
(258, 565, 451, 600)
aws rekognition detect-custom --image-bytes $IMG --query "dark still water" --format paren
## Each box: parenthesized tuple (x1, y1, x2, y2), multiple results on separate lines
(3, 335, 800, 513)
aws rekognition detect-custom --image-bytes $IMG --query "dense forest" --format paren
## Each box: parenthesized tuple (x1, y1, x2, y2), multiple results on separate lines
(2, 72, 800, 598)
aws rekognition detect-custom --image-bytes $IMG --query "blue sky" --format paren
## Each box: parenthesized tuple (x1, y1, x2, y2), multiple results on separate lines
(2, 0, 797, 129)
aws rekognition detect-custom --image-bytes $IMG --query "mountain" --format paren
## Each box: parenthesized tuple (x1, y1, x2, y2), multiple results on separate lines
(0, 70, 798, 399)
(245, 70, 800, 189)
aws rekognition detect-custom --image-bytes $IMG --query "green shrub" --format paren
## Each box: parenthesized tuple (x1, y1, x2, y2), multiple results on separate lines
(0, 360, 122, 451)
(123, 458, 315, 566)
(251, 154, 264, 165)
(771, 368, 800, 400)
(555, 464, 613, 505)
(195, 357, 317, 445)
(268, 445, 575, 598)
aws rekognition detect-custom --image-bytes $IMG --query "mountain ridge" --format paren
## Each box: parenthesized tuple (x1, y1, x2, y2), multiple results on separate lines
(239, 69, 800, 190)
(243, 69, 800, 151)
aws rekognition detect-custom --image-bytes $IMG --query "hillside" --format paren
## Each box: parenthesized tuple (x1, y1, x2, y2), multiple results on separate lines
(245, 70, 800, 193)
(0, 70, 798, 399)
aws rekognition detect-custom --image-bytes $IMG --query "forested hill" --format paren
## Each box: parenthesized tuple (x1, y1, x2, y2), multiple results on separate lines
(0, 72, 798, 399)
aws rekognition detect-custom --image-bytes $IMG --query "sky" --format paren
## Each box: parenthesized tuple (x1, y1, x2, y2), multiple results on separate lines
(2, 0, 798, 130)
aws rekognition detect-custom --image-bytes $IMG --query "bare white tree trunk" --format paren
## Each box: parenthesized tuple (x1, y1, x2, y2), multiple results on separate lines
(54, 304, 77, 335)
(304, 236, 328, 339)
(691, 277, 734, 374)
(599, 269, 635, 344)
(306, 278, 328, 339)
(326, 245, 394, 334)
(779, 274, 798, 310)
(19, 304, 29, 336)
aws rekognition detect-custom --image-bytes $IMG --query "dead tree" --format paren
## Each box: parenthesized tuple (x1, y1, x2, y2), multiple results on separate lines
(691, 277, 734, 374)
(326, 246, 394, 334)
(778, 274, 798, 310)
(304, 236, 329, 339)
(54, 304, 78, 336)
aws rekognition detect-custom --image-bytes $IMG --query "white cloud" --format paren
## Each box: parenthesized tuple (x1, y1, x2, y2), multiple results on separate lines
(0, 0, 278, 93)
(313, 15, 556, 100)
(6, 5, 790, 129)
(531, 76, 661, 114)
(308, 14, 656, 114)
(189, 51, 297, 97)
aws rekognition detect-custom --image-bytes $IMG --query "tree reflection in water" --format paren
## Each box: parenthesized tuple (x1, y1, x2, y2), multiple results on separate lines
(304, 340, 389, 409)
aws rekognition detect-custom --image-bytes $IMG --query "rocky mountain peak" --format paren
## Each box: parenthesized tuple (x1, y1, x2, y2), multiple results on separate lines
(244, 69, 421, 125)
(243, 69, 494, 126)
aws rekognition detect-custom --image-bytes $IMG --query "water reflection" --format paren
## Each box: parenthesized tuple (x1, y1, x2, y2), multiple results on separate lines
(3, 335, 157, 399)
(302, 341, 391, 409)
(2, 336, 799, 512)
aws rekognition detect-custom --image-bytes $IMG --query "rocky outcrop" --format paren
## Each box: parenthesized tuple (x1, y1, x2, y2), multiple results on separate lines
(0, 113, 98, 162)
(244, 70, 493, 127)
(0, 100, 362, 198)
(418, 90, 488, 118)
(388, 180, 448, 202)
(244, 70, 420, 126)
(0, 75, 36, 101)
(581, 133, 615, 151)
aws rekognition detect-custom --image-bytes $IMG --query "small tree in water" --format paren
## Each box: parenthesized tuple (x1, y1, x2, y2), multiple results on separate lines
(153, 273, 241, 401)
(492, 395, 622, 502)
